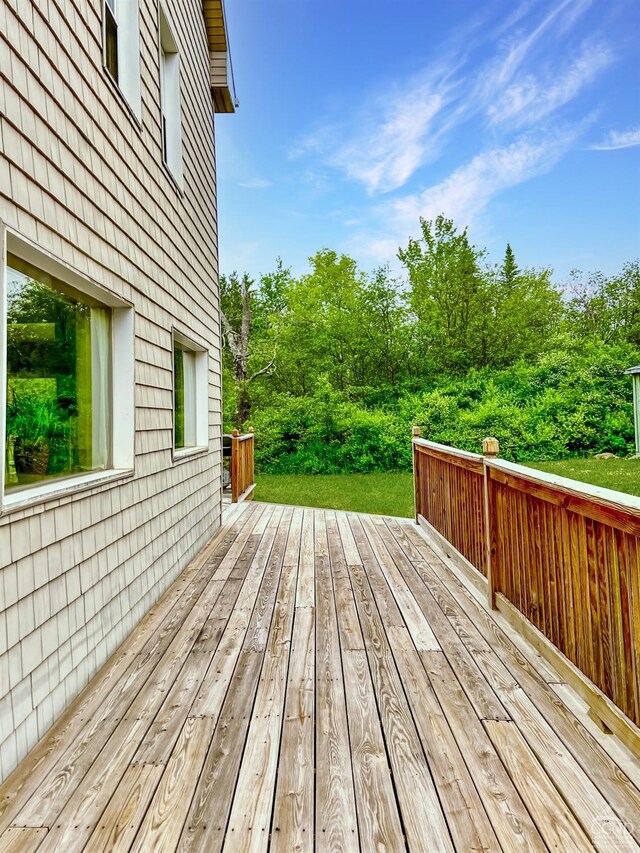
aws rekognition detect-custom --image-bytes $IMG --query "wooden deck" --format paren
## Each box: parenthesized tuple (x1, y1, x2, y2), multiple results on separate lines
(1, 501, 640, 852)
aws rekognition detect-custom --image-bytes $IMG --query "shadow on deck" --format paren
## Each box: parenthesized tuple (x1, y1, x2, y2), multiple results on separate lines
(1, 501, 639, 851)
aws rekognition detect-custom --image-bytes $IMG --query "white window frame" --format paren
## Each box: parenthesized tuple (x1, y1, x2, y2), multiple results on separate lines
(159, 6, 183, 186)
(0, 227, 135, 514)
(103, 0, 142, 119)
(172, 329, 208, 459)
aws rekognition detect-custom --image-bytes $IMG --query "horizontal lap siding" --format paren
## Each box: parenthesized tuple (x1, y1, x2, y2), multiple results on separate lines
(0, 0, 222, 781)
(489, 474, 640, 727)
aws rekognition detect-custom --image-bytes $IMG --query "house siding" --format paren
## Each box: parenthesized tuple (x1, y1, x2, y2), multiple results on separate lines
(0, 0, 223, 781)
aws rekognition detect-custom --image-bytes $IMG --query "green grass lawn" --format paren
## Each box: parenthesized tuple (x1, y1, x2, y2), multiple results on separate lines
(255, 458, 640, 517)
(255, 472, 415, 517)
(524, 458, 640, 497)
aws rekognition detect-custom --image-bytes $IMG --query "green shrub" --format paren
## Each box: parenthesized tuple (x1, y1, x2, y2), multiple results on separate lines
(247, 342, 637, 474)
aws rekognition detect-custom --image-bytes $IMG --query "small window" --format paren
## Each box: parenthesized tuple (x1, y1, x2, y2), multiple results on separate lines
(173, 333, 208, 454)
(4, 256, 112, 493)
(159, 7, 183, 184)
(103, 0, 141, 117)
(104, 0, 118, 79)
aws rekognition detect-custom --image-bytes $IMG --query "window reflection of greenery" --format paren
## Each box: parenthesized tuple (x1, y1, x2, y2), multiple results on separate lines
(5, 255, 108, 491)
(174, 343, 185, 449)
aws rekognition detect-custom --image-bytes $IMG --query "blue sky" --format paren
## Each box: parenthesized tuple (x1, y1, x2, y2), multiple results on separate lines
(216, 0, 640, 283)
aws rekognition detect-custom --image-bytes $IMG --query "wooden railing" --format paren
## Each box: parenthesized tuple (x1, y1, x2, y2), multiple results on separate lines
(412, 432, 488, 575)
(413, 430, 640, 743)
(231, 429, 255, 503)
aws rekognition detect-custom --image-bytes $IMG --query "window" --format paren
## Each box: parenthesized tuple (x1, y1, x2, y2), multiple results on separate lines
(103, 0, 142, 117)
(1, 233, 135, 507)
(173, 333, 208, 455)
(104, 0, 118, 79)
(159, 7, 183, 184)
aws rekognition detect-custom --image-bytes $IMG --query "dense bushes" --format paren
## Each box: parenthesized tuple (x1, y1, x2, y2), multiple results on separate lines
(221, 218, 640, 474)
(249, 342, 637, 473)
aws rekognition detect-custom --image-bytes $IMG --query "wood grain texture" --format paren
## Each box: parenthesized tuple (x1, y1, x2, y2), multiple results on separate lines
(314, 512, 360, 853)
(0, 827, 48, 853)
(342, 649, 405, 853)
(271, 606, 315, 853)
(2, 503, 640, 852)
(347, 555, 454, 852)
(484, 719, 594, 852)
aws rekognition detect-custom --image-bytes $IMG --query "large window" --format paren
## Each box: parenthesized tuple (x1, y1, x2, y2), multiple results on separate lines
(4, 257, 112, 492)
(1, 234, 135, 507)
(103, 0, 142, 117)
(173, 333, 207, 455)
(159, 7, 183, 184)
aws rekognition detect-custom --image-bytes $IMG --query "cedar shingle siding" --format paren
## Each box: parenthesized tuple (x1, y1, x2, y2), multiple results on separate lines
(0, 0, 223, 781)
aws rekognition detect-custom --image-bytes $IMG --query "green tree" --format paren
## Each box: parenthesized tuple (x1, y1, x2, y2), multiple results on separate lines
(501, 243, 519, 290)
(566, 261, 640, 347)
(398, 215, 488, 374)
(489, 255, 564, 368)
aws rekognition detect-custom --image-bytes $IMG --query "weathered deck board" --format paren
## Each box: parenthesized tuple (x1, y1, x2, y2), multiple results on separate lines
(1, 501, 639, 852)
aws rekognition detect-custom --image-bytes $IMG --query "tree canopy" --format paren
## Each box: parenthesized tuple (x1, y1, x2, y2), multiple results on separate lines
(220, 217, 639, 472)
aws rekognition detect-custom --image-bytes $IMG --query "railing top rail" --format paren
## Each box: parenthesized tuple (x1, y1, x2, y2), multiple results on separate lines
(231, 432, 254, 442)
(413, 437, 485, 464)
(486, 457, 640, 516)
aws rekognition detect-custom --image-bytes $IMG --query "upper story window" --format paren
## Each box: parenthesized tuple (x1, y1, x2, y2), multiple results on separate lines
(103, 0, 142, 118)
(1, 232, 135, 509)
(159, 7, 183, 185)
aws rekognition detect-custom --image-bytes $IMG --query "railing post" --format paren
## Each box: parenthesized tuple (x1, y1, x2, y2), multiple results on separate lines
(482, 437, 499, 609)
(248, 428, 255, 499)
(412, 426, 421, 524)
(231, 428, 239, 503)
(482, 436, 500, 458)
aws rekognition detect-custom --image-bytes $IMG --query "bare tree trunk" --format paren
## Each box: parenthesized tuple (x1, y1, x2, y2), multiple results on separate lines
(221, 275, 275, 428)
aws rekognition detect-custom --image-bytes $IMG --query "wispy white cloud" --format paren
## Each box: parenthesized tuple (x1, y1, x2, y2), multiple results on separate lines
(239, 178, 272, 189)
(487, 41, 613, 127)
(297, 0, 608, 199)
(332, 88, 448, 195)
(355, 127, 583, 260)
(591, 127, 640, 150)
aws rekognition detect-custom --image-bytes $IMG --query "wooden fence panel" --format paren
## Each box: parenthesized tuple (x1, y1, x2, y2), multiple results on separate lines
(413, 439, 487, 576)
(412, 436, 640, 731)
(486, 462, 640, 727)
(231, 430, 255, 503)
